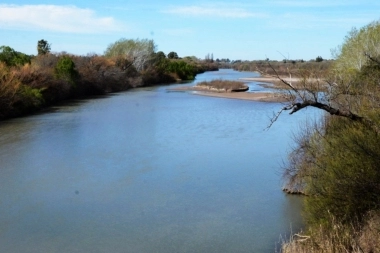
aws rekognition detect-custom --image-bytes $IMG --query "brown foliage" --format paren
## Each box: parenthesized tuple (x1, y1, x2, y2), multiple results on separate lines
(0, 54, 143, 119)
(74, 55, 140, 95)
(282, 211, 380, 253)
(196, 79, 248, 92)
(0, 52, 218, 120)
(0, 63, 22, 118)
(233, 60, 332, 77)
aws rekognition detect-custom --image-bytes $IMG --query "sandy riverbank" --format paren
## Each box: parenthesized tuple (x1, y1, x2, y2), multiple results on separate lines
(195, 91, 288, 102)
(167, 85, 289, 102)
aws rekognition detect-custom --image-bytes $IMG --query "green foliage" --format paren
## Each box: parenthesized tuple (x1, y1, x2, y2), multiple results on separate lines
(315, 56, 323, 62)
(166, 60, 195, 80)
(284, 56, 380, 226)
(37, 39, 51, 55)
(282, 20, 380, 238)
(104, 38, 156, 71)
(155, 51, 166, 60)
(332, 21, 380, 77)
(54, 56, 78, 85)
(18, 85, 45, 109)
(0, 46, 32, 66)
(167, 51, 179, 59)
(303, 118, 380, 225)
(0, 38, 219, 120)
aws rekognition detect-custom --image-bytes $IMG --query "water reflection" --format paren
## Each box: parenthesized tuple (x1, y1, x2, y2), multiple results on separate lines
(0, 69, 318, 252)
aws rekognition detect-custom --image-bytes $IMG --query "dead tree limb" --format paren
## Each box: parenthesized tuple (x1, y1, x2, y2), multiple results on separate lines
(258, 62, 379, 134)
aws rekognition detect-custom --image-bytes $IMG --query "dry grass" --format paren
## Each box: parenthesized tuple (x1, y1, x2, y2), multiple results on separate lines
(196, 79, 248, 92)
(233, 60, 333, 77)
(0, 63, 21, 111)
(282, 212, 380, 253)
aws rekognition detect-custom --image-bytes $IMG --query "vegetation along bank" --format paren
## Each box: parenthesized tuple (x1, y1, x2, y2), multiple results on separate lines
(0, 38, 218, 121)
(278, 20, 380, 252)
(2, 19, 380, 252)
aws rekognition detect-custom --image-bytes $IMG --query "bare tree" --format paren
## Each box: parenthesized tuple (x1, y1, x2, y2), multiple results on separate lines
(263, 57, 380, 135)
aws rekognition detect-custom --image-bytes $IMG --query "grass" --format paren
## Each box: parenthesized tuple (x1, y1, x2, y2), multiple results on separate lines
(196, 79, 248, 92)
(281, 211, 380, 253)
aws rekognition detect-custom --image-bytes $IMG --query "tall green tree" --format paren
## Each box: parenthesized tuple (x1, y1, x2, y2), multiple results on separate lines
(155, 51, 166, 59)
(167, 51, 179, 59)
(37, 39, 51, 55)
(54, 55, 78, 85)
(331, 21, 380, 76)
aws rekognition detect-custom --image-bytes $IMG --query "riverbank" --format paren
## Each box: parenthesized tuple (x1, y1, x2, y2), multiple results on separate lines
(0, 52, 219, 121)
(167, 83, 289, 102)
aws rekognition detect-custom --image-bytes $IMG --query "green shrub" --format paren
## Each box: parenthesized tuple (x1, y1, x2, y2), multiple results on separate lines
(166, 60, 195, 80)
(54, 56, 78, 86)
(304, 118, 380, 226)
(17, 85, 45, 109)
(0, 46, 32, 67)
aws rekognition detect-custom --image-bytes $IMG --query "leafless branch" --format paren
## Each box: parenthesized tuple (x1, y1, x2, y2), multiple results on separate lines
(258, 61, 380, 134)
(265, 106, 287, 130)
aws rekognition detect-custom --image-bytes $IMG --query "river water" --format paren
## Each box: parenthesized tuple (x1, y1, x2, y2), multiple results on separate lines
(0, 69, 318, 252)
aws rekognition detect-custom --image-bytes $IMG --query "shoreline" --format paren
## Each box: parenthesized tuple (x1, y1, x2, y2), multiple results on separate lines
(195, 91, 288, 102)
(167, 85, 288, 103)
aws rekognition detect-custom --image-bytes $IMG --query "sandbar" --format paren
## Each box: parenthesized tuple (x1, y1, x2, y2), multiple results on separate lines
(167, 86, 288, 103)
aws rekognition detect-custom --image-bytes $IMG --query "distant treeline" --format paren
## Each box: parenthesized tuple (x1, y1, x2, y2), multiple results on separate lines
(231, 58, 333, 76)
(0, 39, 218, 120)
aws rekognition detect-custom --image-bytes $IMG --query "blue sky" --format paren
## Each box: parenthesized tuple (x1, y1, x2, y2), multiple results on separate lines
(1, 0, 379, 61)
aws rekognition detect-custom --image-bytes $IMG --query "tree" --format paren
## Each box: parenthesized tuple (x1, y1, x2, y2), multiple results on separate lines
(104, 38, 156, 71)
(266, 22, 380, 131)
(167, 51, 179, 59)
(166, 60, 195, 80)
(330, 21, 380, 82)
(204, 53, 214, 63)
(37, 39, 51, 55)
(315, 56, 323, 62)
(54, 55, 78, 85)
(155, 51, 166, 59)
(0, 46, 31, 66)
(277, 20, 380, 226)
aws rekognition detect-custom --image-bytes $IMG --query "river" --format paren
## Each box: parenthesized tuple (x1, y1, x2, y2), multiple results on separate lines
(0, 69, 319, 252)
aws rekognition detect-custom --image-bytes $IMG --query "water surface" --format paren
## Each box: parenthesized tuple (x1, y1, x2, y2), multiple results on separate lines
(0, 69, 318, 252)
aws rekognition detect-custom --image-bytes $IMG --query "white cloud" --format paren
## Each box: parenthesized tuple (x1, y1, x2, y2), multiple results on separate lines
(0, 4, 124, 33)
(163, 5, 266, 18)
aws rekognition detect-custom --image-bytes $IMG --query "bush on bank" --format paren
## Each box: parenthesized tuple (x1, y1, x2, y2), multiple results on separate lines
(0, 41, 218, 120)
(281, 20, 380, 252)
